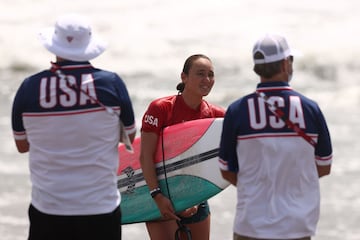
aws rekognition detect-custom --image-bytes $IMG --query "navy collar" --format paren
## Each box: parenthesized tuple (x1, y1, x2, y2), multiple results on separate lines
(256, 81, 292, 92)
(50, 61, 93, 72)
(52, 60, 91, 67)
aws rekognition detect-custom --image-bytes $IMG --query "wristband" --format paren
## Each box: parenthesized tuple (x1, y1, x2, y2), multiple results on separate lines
(150, 187, 162, 198)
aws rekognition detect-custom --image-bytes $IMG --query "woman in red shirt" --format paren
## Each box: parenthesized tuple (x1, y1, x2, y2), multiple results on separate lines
(140, 54, 225, 240)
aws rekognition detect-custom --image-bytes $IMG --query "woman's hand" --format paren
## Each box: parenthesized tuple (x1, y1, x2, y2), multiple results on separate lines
(153, 194, 181, 221)
(178, 205, 199, 218)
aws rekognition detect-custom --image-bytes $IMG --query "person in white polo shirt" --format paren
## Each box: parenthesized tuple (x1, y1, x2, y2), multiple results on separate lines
(11, 14, 136, 240)
(218, 33, 332, 240)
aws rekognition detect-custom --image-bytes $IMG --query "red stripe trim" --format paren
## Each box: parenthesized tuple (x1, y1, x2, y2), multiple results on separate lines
(50, 62, 92, 70)
(13, 131, 26, 136)
(123, 124, 136, 131)
(218, 158, 228, 166)
(316, 155, 332, 161)
(59, 64, 93, 70)
(22, 107, 119, 117)
(256, 86, 292, 92)
(238, 132, 318, 140)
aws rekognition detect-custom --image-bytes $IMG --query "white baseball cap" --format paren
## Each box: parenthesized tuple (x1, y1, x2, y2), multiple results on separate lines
(253, 33, 297, 64)
(38, 14, 107, 61)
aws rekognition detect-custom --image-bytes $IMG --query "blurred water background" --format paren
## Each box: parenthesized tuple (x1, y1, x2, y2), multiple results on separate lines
(1, 0, 360, 239)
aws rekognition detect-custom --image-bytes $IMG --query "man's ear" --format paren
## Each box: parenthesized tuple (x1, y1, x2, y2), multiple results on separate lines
(281, 59, 290, 74)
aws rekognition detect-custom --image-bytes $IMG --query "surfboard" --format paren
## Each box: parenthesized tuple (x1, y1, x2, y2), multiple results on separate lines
(117, 118, 229, 224)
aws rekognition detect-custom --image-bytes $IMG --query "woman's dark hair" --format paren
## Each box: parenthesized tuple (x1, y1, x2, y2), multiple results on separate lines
(253, 51, 282, 78)
(182, 54, 211, 74)
(176, 82, 185, 93)
(177, 54, 212, 93)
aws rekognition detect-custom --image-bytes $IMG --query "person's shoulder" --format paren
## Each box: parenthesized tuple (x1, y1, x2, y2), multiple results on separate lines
(29, 69, 51, 78)
(145, 95, 177, 113)
(229, 93, 253, 106)
(150, 95, 177, 106)
(143, 95, 176, 125)
(93, 68, 120, 79)
(291, 90, 320, 107)
(21, 70, 51, 85)
(225, 94, 254, 114)
(205, 101, 225, 116)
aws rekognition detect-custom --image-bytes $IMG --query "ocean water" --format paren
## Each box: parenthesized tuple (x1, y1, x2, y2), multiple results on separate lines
(1, 0, 360, 239)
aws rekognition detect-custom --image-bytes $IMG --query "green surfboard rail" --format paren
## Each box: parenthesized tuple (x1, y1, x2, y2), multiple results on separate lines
(120, 175, 223, 224)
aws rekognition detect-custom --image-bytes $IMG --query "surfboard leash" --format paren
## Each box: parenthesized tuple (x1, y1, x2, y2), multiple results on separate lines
(175, 220, 192, 240)
(50, 62, 134, 153)
(160, 128, 192, 240)
(160, 128, 172, 203)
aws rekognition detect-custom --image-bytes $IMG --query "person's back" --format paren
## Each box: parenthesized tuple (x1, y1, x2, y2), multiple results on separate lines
(12, 14, 136, 240)
(18, 63, 134, 215)
(225, 83, 329, 237)
(219, 34, 332, 240)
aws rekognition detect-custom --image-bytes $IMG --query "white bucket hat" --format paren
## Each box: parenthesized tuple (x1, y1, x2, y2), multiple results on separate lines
(38, 14, 107, 61)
